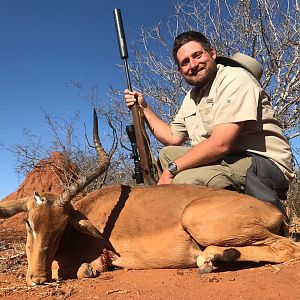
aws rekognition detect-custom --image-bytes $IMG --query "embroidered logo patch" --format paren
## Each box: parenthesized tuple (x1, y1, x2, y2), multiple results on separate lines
(206, 98, 214, 104)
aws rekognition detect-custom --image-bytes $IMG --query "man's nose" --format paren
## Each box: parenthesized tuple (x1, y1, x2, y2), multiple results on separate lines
(189, 58, 198, 69)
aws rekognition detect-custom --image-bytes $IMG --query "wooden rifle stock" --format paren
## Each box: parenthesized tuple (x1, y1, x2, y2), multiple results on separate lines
(113, 8, 158, 184)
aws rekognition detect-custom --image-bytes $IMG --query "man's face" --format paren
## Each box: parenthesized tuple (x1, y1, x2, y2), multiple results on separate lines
(177, 41, 217, 87)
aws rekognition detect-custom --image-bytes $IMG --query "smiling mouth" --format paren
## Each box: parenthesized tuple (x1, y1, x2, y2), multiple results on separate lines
(191, 67, 205, 76)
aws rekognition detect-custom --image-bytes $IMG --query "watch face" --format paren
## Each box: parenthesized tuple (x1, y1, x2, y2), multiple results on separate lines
(168, 162, 177, 175)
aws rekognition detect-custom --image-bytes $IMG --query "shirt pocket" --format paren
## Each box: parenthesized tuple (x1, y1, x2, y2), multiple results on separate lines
(182, 107, 197, 133)
(181, 107, 207, 142)
(197, 103, 213, 136)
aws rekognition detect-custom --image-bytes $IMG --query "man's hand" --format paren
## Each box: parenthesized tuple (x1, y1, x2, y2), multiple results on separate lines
(124, 90, 186, 147)
(124, 89, 147, 109)
(157, 168, 174, 185)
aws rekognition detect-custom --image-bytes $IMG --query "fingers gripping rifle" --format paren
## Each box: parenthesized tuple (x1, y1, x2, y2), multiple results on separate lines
(113, 8, 158, 185)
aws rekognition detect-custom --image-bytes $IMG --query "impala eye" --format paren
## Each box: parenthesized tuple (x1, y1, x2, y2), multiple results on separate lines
(24, 219, 32, 231)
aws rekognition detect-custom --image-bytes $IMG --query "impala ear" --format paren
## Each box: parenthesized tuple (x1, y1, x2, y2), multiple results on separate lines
(0, 198, 27, 218)
(34, 191, 46, 205)
(69, 207, 103, 239)
(33, 191, 49, 206)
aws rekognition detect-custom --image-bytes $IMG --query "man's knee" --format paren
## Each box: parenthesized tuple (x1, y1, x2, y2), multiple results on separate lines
(158, 146, 189, 170)
(158, 146, 172, 170)
(158, 146, 172, 161)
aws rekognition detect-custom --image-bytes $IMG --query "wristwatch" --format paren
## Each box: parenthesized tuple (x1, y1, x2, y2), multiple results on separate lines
(167, 161, 178, 176)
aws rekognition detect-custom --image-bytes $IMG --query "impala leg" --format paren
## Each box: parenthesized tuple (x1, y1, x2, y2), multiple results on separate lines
(197, 246, 241, 273)
(77, 249, 117, 279)
(233, 235, 300, 263)
(197, 235, 300, 273)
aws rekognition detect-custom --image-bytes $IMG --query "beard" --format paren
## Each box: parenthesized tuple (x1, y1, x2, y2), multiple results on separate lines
(183, 63, 217, 87)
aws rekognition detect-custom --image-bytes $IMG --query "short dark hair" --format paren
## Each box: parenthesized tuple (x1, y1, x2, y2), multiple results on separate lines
(172, 31, 212, 66)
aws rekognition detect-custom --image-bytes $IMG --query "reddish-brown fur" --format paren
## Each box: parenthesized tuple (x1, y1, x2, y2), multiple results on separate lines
(1, 112, 299, 285)
(1, 184, 300, 286)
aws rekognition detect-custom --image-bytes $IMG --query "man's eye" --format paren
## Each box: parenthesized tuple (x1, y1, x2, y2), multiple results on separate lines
(181, 61, 189, 67)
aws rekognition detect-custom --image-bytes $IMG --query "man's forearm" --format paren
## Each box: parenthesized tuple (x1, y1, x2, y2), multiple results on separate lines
(174, 122, 244, 173)
(174, 139, 229, 173)
(142, 106, 183, 146)
(157, 137, 229, 185)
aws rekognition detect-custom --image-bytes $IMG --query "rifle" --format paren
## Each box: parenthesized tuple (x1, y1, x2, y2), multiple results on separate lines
(113, 8, 158, 185)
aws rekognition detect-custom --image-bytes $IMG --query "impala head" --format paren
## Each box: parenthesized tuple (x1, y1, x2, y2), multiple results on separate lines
(24, 192, 69, 285)
(0, 109, 110, 286)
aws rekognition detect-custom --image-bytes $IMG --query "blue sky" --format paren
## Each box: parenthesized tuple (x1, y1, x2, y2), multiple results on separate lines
(0, 1, 298, 199)
(0, 0, 174, 198)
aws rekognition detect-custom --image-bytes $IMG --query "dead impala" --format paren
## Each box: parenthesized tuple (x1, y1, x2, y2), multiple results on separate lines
(0, 110, 299, 286)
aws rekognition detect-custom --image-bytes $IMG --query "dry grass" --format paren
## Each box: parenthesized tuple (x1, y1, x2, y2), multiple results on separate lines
(286, 175, 300, 217)
(0, 229, 27, 274)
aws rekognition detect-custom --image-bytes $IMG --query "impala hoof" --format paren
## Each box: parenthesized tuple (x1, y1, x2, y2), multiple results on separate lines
(77, 263, 98, 279)
(197, 256, 214, 274)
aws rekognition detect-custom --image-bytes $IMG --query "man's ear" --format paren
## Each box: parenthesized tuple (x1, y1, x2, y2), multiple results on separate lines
(210, 48, 217, 60)
(178, 65, 183, 75)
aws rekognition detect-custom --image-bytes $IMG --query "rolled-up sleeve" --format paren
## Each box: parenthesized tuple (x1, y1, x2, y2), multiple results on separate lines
(171, 104, 190, 138)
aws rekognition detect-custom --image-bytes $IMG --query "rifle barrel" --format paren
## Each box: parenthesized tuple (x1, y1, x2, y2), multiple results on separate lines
(113, 8, 128, 59)
(112, 8, 157, 185)
(113, 8, 133, 91)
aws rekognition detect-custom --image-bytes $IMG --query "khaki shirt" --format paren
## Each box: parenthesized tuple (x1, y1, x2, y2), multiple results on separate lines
(171, 64, 294, 180)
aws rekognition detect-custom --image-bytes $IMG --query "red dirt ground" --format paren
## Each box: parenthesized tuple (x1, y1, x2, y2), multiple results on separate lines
(0, 225, 299, 300)
(1, 153, 299, 299)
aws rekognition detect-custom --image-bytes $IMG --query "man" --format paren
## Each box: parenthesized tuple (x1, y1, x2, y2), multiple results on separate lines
(124, 31, 294, 209)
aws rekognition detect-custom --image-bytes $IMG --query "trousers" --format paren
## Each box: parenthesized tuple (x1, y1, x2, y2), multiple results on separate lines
(158, 146, 252, 193)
